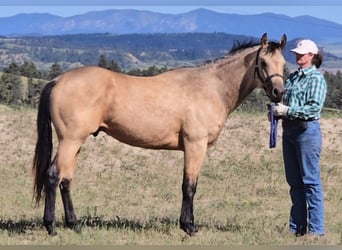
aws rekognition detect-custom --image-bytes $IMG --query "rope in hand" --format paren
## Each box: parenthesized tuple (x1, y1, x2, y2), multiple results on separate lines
(268, 103, 278, 148)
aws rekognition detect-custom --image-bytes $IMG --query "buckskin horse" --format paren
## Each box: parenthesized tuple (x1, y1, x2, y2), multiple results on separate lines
(33, 33, 287, 236)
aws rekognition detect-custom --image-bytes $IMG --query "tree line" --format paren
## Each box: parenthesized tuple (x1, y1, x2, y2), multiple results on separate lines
(0, 56, 341, 111)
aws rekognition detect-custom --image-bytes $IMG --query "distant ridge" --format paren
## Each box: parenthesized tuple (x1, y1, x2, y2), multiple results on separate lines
(1, 8, 342, 42)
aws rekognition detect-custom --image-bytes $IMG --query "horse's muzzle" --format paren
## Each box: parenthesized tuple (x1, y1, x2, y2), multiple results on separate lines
(265, 74, 285, 103)
(270, 86, 285, 103)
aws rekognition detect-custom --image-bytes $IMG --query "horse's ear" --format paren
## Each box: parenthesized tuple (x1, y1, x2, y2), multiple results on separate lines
(261, 33, 268, 48)
(280, 34, 287, 49)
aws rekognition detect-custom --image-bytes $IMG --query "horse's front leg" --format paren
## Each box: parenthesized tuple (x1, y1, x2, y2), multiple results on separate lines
(43, 160, 59, 236)
(180, 138, 208, 236)
(180, 175, 198, 236)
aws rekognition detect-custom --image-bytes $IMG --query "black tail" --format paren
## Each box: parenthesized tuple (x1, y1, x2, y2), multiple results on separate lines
(32, 80, 57, 205)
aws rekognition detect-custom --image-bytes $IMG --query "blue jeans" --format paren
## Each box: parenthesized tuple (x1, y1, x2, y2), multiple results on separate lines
(282, 120, 325, 235)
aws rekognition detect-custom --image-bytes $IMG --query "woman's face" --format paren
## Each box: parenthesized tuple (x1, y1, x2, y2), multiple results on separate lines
(295, 52, 314, 69)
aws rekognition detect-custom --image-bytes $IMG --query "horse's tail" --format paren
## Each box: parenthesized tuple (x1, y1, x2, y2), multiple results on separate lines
(32, 80, 57, 205)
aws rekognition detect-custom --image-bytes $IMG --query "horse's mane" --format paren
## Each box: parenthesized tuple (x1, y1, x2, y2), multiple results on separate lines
(167, 38, 282, 72)
(229, 39, 282, 55)
(202, 39, 260, 65)
(229, 39, 260, 55)
(205, 39, 263, 65)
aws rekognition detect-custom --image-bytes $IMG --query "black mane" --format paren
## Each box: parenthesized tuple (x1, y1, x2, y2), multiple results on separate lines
(229, 39, 282, 55)
(203, 39, 260, 65)
(169, 38, 282, 71)
(229, 39, 260, 55)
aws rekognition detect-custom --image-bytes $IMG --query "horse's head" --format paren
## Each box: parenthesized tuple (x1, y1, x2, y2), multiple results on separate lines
(254, 33, 287, 103)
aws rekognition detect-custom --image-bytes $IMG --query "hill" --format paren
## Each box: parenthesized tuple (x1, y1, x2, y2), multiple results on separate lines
(0, 33, 256, 70)
(0, 33, 341, 72)
(1, 9, 342, 43)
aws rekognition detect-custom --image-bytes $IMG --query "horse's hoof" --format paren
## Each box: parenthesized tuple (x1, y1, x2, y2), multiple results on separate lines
(45, 225, 57, 236)
(73, 223, 82, 234)
(65, 221, 82, 234)
(180, 222, 198, 236)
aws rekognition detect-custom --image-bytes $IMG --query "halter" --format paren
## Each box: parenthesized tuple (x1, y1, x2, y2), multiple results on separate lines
(255, 47, 281, 149)
(253, 47, 283, 86)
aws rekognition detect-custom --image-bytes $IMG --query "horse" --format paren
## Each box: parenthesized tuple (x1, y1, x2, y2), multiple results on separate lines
(33, 33, 287, 236)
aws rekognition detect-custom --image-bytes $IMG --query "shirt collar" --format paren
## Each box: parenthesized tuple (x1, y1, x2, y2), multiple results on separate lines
(298, 65, 317, 77)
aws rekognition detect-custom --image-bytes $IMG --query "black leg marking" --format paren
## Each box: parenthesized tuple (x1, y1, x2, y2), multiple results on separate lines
(43, 162, 59, 236)
(60, 179, 81, 233)
(180, 176, 198, 236)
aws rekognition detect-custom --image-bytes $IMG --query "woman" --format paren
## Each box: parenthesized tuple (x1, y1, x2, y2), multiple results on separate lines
(273, 39, 327, 237)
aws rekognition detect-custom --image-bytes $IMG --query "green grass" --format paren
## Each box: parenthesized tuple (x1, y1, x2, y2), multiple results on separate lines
(0, 108, 341, 245)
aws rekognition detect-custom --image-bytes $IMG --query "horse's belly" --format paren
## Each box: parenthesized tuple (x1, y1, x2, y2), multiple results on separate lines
(102, 122, 182, 150)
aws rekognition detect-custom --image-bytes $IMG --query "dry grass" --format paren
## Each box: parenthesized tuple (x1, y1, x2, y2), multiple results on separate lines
(0, 105, 341, 245)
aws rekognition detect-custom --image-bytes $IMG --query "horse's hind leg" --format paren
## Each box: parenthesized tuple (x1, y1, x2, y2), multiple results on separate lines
(58, 140, 83, 232)
(44, 139, 82, 235)
(60, 178, 81, 233)
(180, 138, 208, 236)
(44, 158, 59, 236)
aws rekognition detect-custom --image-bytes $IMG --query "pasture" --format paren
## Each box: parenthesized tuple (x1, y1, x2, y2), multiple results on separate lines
(0, 105, 341, 245)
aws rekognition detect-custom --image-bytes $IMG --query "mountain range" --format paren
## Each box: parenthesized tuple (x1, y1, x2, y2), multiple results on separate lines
(1, 8, 342, 42)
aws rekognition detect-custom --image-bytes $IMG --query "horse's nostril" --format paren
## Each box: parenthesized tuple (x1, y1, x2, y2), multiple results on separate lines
(272, 87, 284, 98)
(271, 87, 285, 103)
(273, 88, 279, 98)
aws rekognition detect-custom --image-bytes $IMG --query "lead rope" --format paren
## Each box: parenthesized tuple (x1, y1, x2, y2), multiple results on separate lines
(268, 103, 278, 148)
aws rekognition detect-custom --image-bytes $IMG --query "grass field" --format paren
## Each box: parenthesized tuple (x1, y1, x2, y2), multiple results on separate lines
(0, 105, 341, 245)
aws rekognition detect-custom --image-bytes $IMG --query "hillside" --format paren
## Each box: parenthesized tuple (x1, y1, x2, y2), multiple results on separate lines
(1, 9, 342, 43)
(0, 33, 341, 72)
(0, 33, 256, 70)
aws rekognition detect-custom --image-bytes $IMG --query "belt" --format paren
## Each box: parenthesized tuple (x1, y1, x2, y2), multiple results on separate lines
(283, 117, 318, 122)
(282, 118, 318, 129)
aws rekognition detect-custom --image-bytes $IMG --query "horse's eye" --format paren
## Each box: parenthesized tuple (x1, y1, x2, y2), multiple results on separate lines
(261, 61, 267, 68)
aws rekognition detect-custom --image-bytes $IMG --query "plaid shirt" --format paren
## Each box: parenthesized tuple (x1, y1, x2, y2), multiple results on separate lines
(283, 65, 327, 120)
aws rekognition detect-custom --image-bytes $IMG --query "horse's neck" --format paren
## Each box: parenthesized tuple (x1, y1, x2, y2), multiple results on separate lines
(209, 47, 259, 113)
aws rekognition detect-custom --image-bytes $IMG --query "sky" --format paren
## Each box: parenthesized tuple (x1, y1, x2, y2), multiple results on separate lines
(0, 1, 342, 25)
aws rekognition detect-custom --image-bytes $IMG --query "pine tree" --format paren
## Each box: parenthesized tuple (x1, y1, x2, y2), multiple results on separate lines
(98, 55, 109, 69)
(48, 62, 63, 80)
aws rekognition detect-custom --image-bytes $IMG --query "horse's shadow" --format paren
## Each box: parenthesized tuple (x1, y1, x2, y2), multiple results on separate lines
(0, 215, 246, 235)
(0, 215, 178, 235)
